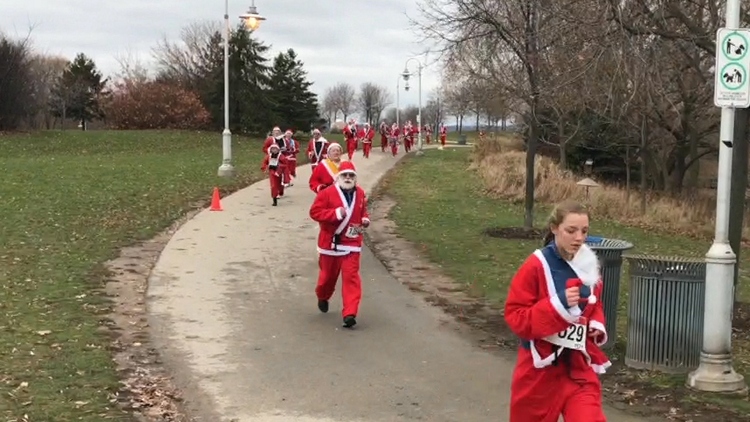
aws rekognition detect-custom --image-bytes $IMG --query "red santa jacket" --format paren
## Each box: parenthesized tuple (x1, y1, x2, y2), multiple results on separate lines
(359, 127, 374, 143)
(308, 158, 340, 193)
(263, 135, 285, 154)
(307, 138, 329, 166)
(309, 183, 370, 256)
(282, 137, 298, 159)
(260, 153, 289, 175)
(504, 243, 611, 375)
(343, 124, 357, 141)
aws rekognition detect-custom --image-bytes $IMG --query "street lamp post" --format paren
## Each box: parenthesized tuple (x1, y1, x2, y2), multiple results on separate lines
(395, 76, 400, 128)
(401, 57, 424, 156)
(218, 0, 266, 178)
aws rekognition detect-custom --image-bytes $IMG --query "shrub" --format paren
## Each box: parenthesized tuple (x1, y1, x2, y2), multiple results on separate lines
(103, 79, 211, 130)
(473, 138, 748, 240)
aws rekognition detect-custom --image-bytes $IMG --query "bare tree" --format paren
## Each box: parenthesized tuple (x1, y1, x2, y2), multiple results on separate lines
(321, 87, 338, 126)
(151, 20, 221, 90)
(356, 82, 393, 124)
(326, 82, 356, 121)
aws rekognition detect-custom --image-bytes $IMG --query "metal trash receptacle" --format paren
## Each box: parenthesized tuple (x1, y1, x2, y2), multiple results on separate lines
(585, 237, 634, 349)
(458, 134, 467, 145)
(624, 255, 705, 373)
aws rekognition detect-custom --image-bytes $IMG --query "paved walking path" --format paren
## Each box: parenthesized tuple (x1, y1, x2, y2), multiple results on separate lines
(147, 147, 657, 421)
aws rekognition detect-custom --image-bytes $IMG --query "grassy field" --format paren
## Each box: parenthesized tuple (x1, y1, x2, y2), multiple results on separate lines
(378, 147, 750, 417)
(0, 130, 267, 421)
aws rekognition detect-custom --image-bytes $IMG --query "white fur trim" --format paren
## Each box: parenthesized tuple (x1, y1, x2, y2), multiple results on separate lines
(533, 250, 581, 323)
(335, 207, 345, 220)
(589, 319, 608, 347)
(317, 246, 352, 256)
(589, 295, 597, 304)
(569, 244, 601, 286)
(591, 361, 612, 374)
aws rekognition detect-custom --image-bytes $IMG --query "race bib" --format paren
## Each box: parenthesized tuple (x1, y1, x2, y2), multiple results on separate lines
(345, 225, 361, 238)
(544, 321, 587, 351)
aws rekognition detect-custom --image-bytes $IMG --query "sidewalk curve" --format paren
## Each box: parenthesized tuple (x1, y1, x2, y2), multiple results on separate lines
(147, 147, 657, 421)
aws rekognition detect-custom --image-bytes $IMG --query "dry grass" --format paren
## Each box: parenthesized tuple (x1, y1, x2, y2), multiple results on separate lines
(473, 136, 750, 241)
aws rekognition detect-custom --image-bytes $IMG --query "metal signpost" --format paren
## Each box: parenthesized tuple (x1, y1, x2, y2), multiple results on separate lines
(687, 0, 748, 393)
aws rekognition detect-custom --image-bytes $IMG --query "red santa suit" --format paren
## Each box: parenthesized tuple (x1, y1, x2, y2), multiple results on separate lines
(308, 143, 343, 193)
(504, 242, 610, 422)
(307, 130, 329, 169)
(343, 121, 358, 160)
(281, 130, 299, 181)
(439, 125, 447, 147)
(263, 126, 284, 154)
(389, 124, 400, 157)
(403, 123, 413, 152)
(379, 121, 388, 152)
(260, 144, 290, 206)
(309, 161, 370, 327)
(359, 124, 375, 158)
(424, 125, 432, 144)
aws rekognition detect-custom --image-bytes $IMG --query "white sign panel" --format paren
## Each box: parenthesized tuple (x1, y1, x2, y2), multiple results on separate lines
(715, 28, 750, 108)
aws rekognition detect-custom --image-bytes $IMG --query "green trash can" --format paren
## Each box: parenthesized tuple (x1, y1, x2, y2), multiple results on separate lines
(458, 134, 467, 145)
(623, 255, 705, 373)
(585, 236, 634, 349)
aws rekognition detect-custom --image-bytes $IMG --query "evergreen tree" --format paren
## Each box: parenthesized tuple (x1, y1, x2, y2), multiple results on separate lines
(50, 53, 107, 129)
(268, 49, 320, 131)
(204, 24, 273, 134)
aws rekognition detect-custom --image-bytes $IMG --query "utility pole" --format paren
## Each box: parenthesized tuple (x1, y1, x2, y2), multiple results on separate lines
(687, 0, 748, 393)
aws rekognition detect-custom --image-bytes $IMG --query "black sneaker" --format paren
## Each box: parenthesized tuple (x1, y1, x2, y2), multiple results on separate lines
(343, 315, 356, 328)
(272, 198, 278, 206)
(317, 300, 328, 313)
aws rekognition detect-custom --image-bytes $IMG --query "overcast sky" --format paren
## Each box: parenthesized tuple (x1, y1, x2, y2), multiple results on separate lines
(0, 0, 443, 121)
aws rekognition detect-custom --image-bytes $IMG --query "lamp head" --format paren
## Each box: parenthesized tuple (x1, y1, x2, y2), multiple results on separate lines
(240, 5, 266, 31)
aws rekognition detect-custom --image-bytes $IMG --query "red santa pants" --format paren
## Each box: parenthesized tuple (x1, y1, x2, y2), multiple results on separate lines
(362, 142, 372, 158)
(380, 135, 387, 151)
(440, 135, 446, 146)
(346, 139, 357, 160)
(390, 141, 398, 157)
(268, 172, 284, 198)
(426, 135, 431, 144)
(404, 138, 412, 152)
(287, 158, 297, 177)
(509, 352, 606, 422)
(315, 252, 362, 317)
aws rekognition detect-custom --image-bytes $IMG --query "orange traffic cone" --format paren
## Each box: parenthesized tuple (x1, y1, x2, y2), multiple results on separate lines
(209, 187, 223, 211)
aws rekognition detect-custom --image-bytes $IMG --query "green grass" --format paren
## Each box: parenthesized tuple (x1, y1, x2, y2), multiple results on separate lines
(0, 130, 267, 421)
(379, 147, 750, 414)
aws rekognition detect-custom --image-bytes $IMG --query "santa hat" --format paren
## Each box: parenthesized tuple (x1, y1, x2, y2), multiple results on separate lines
(327, 142, 342, 152)
(285, 129, 293, 135)
(272, 126, 281, 131)
(337, 161, 356, 176)
(313, 128, 321, 135)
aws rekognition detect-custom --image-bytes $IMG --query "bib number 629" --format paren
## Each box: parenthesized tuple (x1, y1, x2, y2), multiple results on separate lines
(558, 324, 585, 344)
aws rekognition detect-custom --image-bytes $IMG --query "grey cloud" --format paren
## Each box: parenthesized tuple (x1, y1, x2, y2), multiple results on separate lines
(1, 0, 441, 117)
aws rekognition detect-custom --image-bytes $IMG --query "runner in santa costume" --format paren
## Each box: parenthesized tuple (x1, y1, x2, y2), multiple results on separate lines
(504, 200, 609, 422)
(439, 124, 447, 149)
(260, 144, 290, 206)
(262, 126, 285, 154)
(281, 129, 298, 185)
(424, 125, 432, 144)
(389, 123, 400, 157)
(379, 121, 389, 152)
(343, 119, 358, 160)
(403, 121, 413, 152)
(308, 142, 343, 193)
(359, 122, 375, 158)
(309, 160, 370, 328)
(307, 129, 329, 170)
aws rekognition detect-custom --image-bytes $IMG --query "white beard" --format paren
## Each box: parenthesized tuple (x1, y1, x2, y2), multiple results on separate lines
(337, 178, 356, 189)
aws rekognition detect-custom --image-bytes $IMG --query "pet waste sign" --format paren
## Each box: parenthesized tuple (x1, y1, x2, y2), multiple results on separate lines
(715, 28, 750, 108)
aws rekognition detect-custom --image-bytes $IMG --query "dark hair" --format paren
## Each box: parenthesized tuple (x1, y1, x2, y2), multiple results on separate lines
(542, 200, 590, 246)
